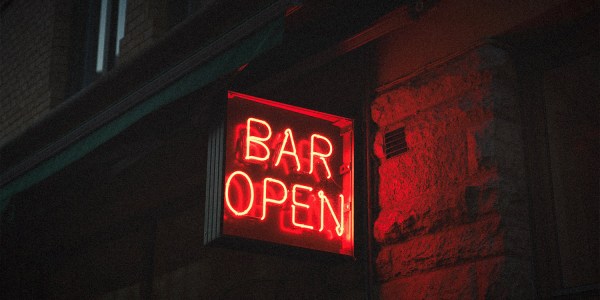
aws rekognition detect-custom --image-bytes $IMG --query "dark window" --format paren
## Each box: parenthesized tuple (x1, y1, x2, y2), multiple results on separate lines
(70, 0, 127, 93)
(85, 0, 127, 82)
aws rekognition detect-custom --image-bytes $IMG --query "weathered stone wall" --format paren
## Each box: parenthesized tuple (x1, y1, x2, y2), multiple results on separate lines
(372, 44, 533, 299)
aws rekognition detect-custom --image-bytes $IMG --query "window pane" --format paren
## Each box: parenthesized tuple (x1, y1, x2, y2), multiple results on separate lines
(116, 0, 127, 57)
(96, 0, 109, 73)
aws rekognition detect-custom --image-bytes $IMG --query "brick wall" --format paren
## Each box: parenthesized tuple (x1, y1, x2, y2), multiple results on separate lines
(0, 0, 55, 146)
(119, 0, 158, 64)
(371, 44, 533, 299)
(0, 0, 164, 148)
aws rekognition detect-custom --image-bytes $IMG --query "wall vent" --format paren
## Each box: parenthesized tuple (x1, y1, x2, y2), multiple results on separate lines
(384, 127, 408, 159)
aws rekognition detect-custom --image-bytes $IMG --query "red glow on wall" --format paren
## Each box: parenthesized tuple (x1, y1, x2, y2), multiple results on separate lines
(222, 91, 354, 256)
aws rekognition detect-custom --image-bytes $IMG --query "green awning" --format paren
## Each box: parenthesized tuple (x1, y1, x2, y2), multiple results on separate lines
(0, 10, 284, 214)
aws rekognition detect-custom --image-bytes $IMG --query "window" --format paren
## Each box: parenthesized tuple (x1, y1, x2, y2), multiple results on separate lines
(95, 0, 127, 72)
(71, 0, 127, 89)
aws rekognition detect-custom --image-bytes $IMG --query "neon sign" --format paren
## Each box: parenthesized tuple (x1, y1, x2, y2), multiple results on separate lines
(206, 91, 354, 257)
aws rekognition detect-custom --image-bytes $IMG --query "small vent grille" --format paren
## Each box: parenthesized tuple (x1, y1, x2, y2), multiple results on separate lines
(384, 127, 408, 159)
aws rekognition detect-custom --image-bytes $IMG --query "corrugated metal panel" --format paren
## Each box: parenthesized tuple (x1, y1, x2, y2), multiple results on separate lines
(204, 119, 225, 244)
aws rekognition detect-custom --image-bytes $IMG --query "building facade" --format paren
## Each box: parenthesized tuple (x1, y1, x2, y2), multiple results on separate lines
(1, 0, 598, 298)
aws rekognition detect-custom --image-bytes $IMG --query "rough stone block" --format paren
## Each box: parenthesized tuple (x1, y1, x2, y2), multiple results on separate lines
(377, 128, 469, 208)
(374, 185, 472, 243)
(373, 44, 532, 298)
(372, 52, 493, 128)
(380, 261, 477, 299)
(380, 256, 533, 299)
(376, 214, 507, 280)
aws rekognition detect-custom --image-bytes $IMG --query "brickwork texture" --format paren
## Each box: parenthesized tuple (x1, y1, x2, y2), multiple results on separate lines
(119, 0, 157, 64)
(0, 0, 160, 148)
(0, 1, 55, 146)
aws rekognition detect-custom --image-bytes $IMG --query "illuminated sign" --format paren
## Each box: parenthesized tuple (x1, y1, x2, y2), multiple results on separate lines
(205, 91, 354, 257)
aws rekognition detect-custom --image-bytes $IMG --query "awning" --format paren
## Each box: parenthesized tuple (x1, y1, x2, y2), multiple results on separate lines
(0, 1, 287, 214)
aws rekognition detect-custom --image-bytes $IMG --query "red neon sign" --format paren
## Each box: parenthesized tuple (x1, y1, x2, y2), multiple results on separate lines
(221, 91, 354, 256)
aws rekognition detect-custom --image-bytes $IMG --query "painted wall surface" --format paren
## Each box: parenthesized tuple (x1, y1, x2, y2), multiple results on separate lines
(372, 45, 533, 298)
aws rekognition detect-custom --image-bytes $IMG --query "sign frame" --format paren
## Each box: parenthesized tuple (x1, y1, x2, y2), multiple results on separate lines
(204, 91, 355, 259)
